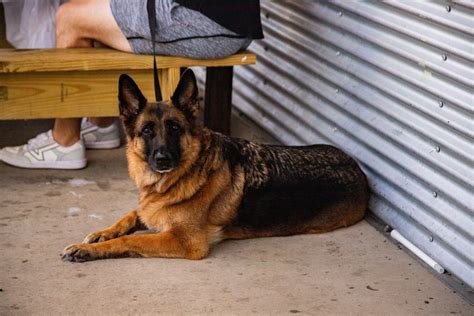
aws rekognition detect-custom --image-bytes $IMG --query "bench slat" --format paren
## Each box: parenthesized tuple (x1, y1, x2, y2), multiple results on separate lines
(0, 70, 157, 119)
(0, 48, 256, 73)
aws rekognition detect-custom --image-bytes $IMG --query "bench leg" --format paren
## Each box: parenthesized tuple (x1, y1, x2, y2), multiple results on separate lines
(204, 66, 233, 135)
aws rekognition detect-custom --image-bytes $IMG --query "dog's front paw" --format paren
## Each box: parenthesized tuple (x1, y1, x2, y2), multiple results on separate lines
(61, 244, 95, 262)
(83, 229, 117, 244)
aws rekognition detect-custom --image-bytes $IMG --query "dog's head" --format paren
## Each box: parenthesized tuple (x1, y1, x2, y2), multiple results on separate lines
(118, 69, 200, 175)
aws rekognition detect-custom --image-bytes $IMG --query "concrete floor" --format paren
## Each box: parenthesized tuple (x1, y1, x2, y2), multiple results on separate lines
(0, 116, 471, 315)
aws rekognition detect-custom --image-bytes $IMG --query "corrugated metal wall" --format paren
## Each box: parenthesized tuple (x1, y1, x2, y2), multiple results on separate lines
(212, 1, 474, 288)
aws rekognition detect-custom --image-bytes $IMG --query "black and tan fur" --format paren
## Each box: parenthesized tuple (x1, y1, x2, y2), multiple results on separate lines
(61, 70, 369, 262)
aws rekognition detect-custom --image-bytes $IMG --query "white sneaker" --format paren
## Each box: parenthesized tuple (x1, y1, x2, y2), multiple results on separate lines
(0, 130, 86, 169)
(81, 118, 121, 149)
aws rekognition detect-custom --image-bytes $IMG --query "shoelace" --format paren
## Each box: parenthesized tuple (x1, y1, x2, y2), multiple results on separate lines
(27, 130, 53, 150)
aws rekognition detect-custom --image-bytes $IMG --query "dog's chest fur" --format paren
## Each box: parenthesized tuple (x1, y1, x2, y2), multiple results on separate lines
(133, 149, 246, 242)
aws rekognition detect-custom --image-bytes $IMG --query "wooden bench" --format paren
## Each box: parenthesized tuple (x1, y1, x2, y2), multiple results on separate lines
(0, 48, 256, 134)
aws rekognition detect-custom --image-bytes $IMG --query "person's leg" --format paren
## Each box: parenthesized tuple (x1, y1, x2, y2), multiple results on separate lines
(0, 0, 130, 168)
(88, 117, 116, 128)
(53, 118, 82, 147)
(53, 0, 131, 146)
(55, 0, 132, 52)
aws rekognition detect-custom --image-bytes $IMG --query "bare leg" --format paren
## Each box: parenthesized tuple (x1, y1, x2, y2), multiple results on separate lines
(53, 118, 81, 147)
(88, 117, 116, 128)
(55, 0, 132, 52)
(53, 0, 132, 146)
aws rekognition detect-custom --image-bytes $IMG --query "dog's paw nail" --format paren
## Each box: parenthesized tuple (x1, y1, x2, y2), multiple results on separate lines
(83, 231, 114, 244)
(83, 233, 98, 244)
(61, 244, 91, 262)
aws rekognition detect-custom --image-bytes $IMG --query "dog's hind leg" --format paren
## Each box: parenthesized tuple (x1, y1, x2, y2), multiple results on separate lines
(62, 229, 209, 262)
(82, 209, 146, 244)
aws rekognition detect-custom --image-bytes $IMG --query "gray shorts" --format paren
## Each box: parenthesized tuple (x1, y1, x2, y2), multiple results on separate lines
(110, 0, 252, 59)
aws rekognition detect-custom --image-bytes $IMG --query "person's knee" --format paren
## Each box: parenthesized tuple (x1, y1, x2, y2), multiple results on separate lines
(55, 0, 112, 48)
(55, 0, 129, 50)
(56, 1, 94, 47)
(55, 2, 76, 46)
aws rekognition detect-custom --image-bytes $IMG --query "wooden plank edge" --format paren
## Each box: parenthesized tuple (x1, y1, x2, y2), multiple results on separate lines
(0, 50, 256, 73)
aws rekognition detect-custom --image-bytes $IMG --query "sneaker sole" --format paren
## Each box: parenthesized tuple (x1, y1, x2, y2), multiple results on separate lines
(84, 139, 121, 149)
(0, 156, 87, 170)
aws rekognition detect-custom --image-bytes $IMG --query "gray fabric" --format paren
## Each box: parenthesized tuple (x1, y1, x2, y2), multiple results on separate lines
(110, 0, 252, 59)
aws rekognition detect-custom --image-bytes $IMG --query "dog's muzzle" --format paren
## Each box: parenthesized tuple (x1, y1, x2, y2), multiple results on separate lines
(149, 150, 175, 173)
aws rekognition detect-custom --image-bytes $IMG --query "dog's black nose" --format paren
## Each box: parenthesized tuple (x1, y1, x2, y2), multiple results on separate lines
(150, 147, 175, 172)
(154, 150, 170, 162)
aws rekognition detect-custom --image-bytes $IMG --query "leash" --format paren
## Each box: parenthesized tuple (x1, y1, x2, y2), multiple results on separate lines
(146, 0, 163, 102)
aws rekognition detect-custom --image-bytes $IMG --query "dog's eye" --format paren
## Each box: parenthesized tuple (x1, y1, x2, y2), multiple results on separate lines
(167, 121, 181, 132)
(142, 126, 153, 136)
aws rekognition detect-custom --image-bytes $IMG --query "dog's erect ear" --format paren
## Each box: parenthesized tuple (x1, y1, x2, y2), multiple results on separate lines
(118, 74, 147, 120)
(171, 69, 199, 120)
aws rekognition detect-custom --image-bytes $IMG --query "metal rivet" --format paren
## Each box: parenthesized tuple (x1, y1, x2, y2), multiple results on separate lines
(338, 11, 343, 16)
(336, 51, 341, 56)
(263, 46, 269, 52)
(435, 146, 440, 152)
(438, 100, 444, 108)
(442, 54, 447, 61)
(265, 12, 270, 19)
(335, 89, 339, 93)
(433, 191, 438, 198)
(429, 236, 434, 242)
(446, 5, 451, 12)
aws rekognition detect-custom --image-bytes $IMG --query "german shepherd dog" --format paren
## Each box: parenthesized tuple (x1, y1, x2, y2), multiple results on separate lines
(61, 70, 369, 262)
